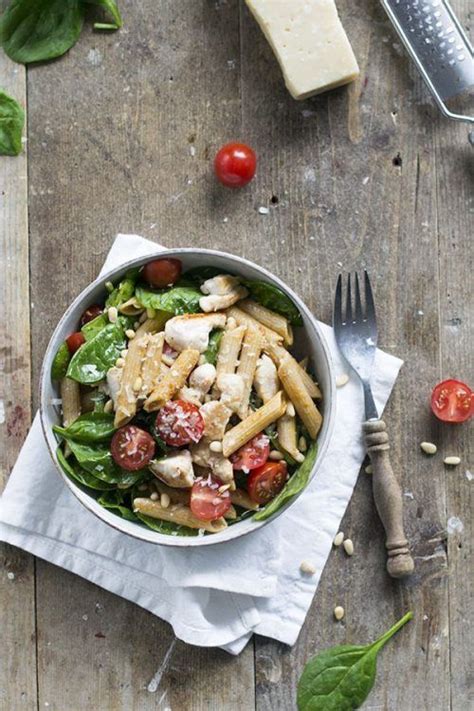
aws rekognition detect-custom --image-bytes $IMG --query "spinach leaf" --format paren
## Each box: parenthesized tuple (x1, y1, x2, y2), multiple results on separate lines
(53, 412, 116, 442)
(248, 390, 263, 411)
(66, 321, 125, 384)
(0, 0, 84, 64)
(184, 266, 223, 285)
(51, 341, 71, 380)
(297, 612, 413, 711)
(84, 0, 122, 28)
(64, 438, 142, 487)
(0, 90, 24, 155)
(135, 283, 202, 316)
(56, 446, 115, 491)
(254, 442, 318, 521)
(97, 490, 138, 521)
(81, 313, 108, 341)
(243, 279, 303, 326)
(105, 268, 139, 308)
(203, 329, 223, 365)
(135, 513, 199, 537)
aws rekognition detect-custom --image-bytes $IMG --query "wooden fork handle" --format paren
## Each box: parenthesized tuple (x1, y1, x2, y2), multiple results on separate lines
(363, 420, 415, 579)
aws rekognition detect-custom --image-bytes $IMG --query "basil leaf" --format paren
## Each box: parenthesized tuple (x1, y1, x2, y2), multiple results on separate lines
(81, 313, 108, 341)
(297, 612, 413, 711)
(135, 513, 199, 537)
(254, 442, 317, 521)
(243, 279, 303, 326)
(105, 268, 139, 308)
(84, 0, 122, 28)
(56, 446, 115, 491)
(0, 90, 24, 155)
(51, 341, 71, 380)
(135, 283, 202, 315)
(66, 321, 125, 384)
(97, 490, 138, 521)
(184, 266, 223, 285)
(53, 412, 116, 442)
(203, 329, 223, 365)
(0, 0, 84, 64)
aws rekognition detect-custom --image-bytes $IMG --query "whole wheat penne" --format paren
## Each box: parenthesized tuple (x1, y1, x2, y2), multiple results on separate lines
(236, 326, 263, 419)
(215, 324, 246, 379)
(114, 335, 148, 427)
(278, 355, 322, 439)
(140, 332, 165, 398)
(225, 505, 237, 520)
(231, 488, 259, 511)
(135, 312, 170, 338)
(144, 348, 200, 411)
(265, 342, 322, 399)
(239, 299, 293, 346)
(153, 480, 190, 505)
(226, 306, 283, 347)
(277, 413, 304, 462)
(60, 377, 81, 427)
(133, 498, 227, 533)
(118, 297, 144, 316)
(222, 391, 286, 457)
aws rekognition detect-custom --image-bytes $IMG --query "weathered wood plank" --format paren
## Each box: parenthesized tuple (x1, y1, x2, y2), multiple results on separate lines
(0, 49, 37, 710)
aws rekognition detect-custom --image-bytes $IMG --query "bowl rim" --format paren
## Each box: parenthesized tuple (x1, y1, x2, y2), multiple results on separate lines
(40, 247, 336, 547)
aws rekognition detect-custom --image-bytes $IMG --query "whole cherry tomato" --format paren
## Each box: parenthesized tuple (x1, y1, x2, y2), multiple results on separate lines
(66, 332, 85, 354)
(214, 142, 257, 188)
(142, 258, 182, 288)
(80, 304, 102, 326)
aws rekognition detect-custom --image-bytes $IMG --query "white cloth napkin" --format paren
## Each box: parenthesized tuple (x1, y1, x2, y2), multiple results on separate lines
(0, 234, 403, 654)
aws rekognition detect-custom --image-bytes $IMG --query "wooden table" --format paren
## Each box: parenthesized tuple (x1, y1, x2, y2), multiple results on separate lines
(1, 1, 472, 708)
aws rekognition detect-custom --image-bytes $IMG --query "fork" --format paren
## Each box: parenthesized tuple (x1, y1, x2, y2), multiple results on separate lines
(333, 271, 415, 578)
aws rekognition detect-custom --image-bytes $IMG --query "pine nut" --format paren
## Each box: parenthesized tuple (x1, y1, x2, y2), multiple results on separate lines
(150, 492, 159, 501)
(160, 493, 170, 508)
(133, 377, 143, 393)
(300, 561, 316, 575)
(107, 306, 118, 323)
(269, 450, 284, 461)
(420, 442, 437, 455)
(105, 281, 114, 293)
(146, 307, 156, 319)
(104, 399, 114, 414)
(336, 373, 349, 387)
(286, 402, 296, 417)
(125, 329, 136, 340)
(444, 456, 461, 466)
(115, 357, 125, 368)
(209, 440, 223, 453)
(365, 464, 373, 474)
(343, 538, 354, 556)
(333, 532, 344, 547)
(334, 606, 345, 621)
(298, 436, 307, 452)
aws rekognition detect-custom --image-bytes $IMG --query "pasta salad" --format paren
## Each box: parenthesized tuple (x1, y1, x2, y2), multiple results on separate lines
(51, 258, 323, 536)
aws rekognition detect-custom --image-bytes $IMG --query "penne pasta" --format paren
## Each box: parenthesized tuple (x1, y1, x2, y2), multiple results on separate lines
(225, 505, 237, 520)
(144, 348, 200, 411)
(60, 377, 81, 427)
(222, 391, 286, 457)
(140, 332, 165, 398)
(236, 326, 263, 419)
(226, 306, 283, 348)
(135, 312, 170, 338)
(133, 498, 227, 533)
(114, 335, 148, 427)
(118, 297, 144, 316)
(153, 480, 190, 505)
(277, 354, 322, 439)
(239, 298, 293, 345)
(231, 488, 259, 511)
(265, 342, 322, 399)
(277, 412, 304, 462)
(215, 324, 246, 380)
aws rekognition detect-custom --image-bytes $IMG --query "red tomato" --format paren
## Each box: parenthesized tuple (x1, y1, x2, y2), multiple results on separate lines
(142, 258, 182, 288)
(111, 425, 156, 471)
(431, 379, 473, 423)
(190, 476, 232, 521)
(247, 461, 288, 505)
(66, 332, 86, 354)
(214, 142, 257, 188)
(80, 304, 102, 326)
(155, 400, 205, 447)
(230, 433, 270, 472)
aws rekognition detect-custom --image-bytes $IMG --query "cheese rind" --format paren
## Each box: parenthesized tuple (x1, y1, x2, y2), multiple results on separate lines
(246, 0, 359, 99)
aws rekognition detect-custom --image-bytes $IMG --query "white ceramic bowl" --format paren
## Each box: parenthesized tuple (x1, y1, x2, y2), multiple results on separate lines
(40, 249, 335, 546)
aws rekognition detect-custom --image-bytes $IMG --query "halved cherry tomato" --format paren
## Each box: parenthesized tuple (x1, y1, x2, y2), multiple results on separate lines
(66, 332, 86, 354)
(80, 304, 102, 326)
(247, 461, 288, 505)
(214, 142, 257, 188)
(431, 379, 473, 423)
(155, 400, 205, 447)
(190, 476, 232, 521)
(230, 433, 270, 472)
(111, 425, 155, 471)
(142, 258, 182, 288)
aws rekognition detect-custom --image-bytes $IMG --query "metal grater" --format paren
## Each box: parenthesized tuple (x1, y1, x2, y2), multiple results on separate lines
(381, 0, 473, 139)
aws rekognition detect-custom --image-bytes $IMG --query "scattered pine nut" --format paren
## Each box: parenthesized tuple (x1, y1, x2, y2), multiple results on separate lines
(300, 561, 316, 575)
(125, 328, 136, 340)
(343, 538, 354, 556)
(115, 357, 125, 368)
(286, 402, 296, 417)
(420, 442, 437, 455)
(365, 464, 373, 474)
(107, 306, 118, 323)
(209, 440, 223, 453)
(336, 373, 349, 388)
(105, 281, 114, 293)
(150, 492, 159, 501)
(133, 377, 143, 393)
(298, 436, 307, 452)
(160, 493, 170, 509)
(103, 399, 114, 414)
(333, 532, 344, 547)
(269, 450, 284, 461)
(146, 307, 156, 319)
(334, 606, 345, 621)
(444, 456, 461, 466)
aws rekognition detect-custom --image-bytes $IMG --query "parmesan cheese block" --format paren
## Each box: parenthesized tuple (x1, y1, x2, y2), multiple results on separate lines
(245, 0, 359, 99)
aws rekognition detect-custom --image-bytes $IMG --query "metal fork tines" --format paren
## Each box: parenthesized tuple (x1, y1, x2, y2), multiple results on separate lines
(333, 271, 379, 420)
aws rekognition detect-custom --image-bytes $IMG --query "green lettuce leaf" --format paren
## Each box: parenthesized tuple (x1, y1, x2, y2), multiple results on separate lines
(135, 283, 202, 315)
(0, 90, 24, 155)
(135, 513, 199, 537)
(66, 321, 125, 384)
(97, 490, 138, 521)
(243, 279, 303, 326)
(53, 412, 116, 442)
(81, 313, 108, 341)
(51, 341, 71, 380)
(105, 268, 139, 308)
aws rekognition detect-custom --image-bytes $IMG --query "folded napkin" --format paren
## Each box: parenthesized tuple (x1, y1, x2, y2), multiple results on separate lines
(0, 234, 403, 654)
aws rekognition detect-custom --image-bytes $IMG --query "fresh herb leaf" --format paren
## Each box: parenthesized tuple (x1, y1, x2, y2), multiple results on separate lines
(105, 268, 139, 308)
(254, 442, 317, 521)
(0, 90, 24, 155)
(56, 446, 115, 491)
(135, 283, 202, 315)
(243, 279, 303, 326)
(53, 412, 116, 442)
(51, 341, 71, 380)
(135, 513, 199, 537)
(97, 490, 138, 521)
(81, 313, 108, 341)
(66, 321, 125, 384)
(203, 329, 223, 365)
(184, 266, 223, 285)
(297, 612, 413, 711)
(0, 0, 84, 64)
(84, 0, 122, 28)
